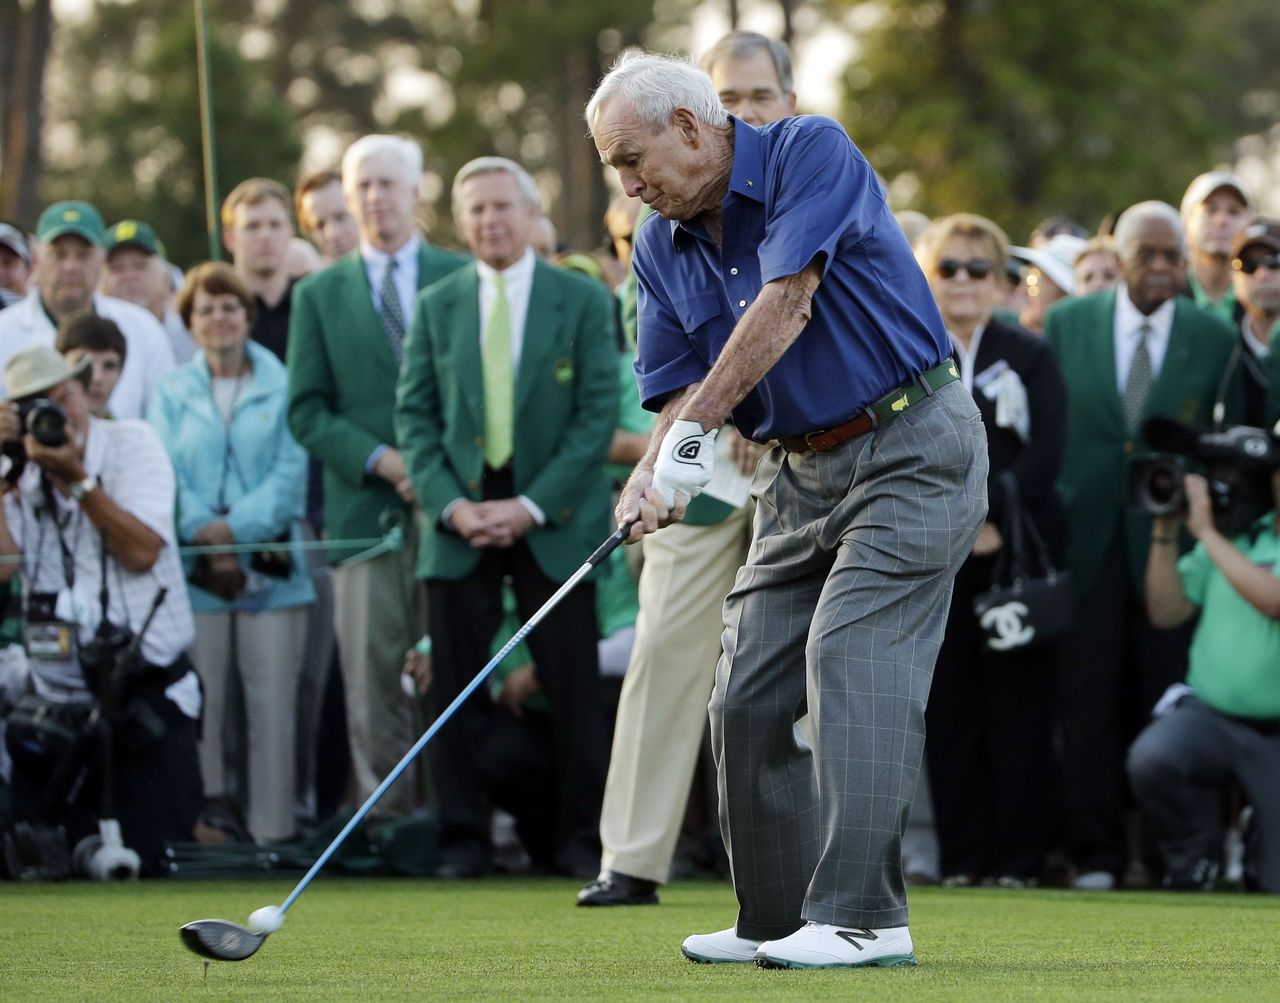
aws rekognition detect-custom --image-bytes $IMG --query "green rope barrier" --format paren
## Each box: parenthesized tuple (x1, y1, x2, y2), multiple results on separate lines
(0, 528, 405, 567)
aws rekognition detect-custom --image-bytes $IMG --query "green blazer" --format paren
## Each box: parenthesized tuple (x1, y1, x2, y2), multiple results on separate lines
(286, 243, 470, 554)
(395, 258, 620, 583)
(1045, 290, 1242, 595)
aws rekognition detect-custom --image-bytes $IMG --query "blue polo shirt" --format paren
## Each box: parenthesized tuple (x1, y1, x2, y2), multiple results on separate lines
(632, 115, 950, 441)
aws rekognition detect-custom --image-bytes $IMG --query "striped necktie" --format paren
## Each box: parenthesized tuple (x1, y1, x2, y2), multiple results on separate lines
(1123, 322, 1153, 436)
(380, 257, 406, 363)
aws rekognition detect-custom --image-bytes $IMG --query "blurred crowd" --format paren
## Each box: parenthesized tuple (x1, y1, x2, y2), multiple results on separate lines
(0, 29, 1277, 897)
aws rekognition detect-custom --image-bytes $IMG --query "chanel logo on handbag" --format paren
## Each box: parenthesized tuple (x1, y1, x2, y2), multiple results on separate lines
(978, 601, 1036, 650)
(973, 471, 1075, 653)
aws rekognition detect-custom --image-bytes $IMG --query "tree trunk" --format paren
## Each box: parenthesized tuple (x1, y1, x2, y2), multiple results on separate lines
(0, 0, 53, 225)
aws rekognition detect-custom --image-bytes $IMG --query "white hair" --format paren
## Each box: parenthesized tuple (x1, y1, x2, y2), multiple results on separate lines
(1113, 201, 1184, 259)
(585, 49, 729, 136)
(341, 135, 423, 191)
(451, 156, 542, 215)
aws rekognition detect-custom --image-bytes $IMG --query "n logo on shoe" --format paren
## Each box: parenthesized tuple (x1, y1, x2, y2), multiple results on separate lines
(834, 929, 878, 951)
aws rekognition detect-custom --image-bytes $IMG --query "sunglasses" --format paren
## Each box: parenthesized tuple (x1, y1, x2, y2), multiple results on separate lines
(937, 258, 993, 280)
(1234, 253, 1280, 275)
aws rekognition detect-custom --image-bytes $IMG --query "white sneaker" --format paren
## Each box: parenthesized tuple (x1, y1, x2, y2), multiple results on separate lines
(754, 921, 917, 969)
(1071, 870, 1116, 891)
(681, 928, 762, 964)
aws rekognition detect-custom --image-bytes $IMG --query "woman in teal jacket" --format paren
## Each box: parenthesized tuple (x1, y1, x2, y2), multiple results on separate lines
(149, 262, 314, 843)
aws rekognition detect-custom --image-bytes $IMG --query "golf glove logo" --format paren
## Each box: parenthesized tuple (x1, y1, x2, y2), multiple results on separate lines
(652, 419, 718, 508)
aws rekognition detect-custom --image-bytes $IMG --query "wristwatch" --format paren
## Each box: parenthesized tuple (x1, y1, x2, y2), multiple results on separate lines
(69, 474, 98, 503)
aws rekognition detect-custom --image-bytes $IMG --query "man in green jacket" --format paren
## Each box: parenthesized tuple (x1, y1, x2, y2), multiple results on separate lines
(287, 134, 469, 819)
(395, 156, 619, 879)
(1045, 199, 1242, 890)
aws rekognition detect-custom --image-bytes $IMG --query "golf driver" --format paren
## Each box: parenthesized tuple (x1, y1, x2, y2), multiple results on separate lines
(180, 521, 632, 962)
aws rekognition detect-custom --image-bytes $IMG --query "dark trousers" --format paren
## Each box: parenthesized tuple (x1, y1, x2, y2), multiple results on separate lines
(926, 556, 1054, 881)
(475, 705, 557, 867)
(1056, 543, 1194, 875)
(9, 692, 202, 876)
(425, 501, 606, 872)
(1128, 695, 1280, 891)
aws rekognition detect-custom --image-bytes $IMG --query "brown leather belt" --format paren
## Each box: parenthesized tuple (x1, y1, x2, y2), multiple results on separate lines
(778, 360, 961, 453)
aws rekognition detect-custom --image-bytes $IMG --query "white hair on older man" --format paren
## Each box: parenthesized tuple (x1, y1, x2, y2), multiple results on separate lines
(341, 134, 423, 191)
(585, 49, 729, 136)
(451, 156, 542, 215)
(1112, 201, 1184, 260)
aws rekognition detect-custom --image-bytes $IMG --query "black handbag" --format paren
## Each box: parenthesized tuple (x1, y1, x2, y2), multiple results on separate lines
(972, 472, 1074, 652)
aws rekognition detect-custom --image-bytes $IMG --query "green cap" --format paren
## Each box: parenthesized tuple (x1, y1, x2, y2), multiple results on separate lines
(35, 201, 106, 246)
(105, 219, 166, 258)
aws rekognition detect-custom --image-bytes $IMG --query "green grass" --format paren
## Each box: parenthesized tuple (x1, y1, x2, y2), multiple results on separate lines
(1, 877, 1278, 1001)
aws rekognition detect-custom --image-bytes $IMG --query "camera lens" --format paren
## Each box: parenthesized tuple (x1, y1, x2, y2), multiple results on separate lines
(27, 400, 68, 448)
(1146, 466, 1180, 506)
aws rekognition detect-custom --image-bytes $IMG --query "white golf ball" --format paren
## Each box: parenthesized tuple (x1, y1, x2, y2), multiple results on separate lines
(248, 905, 285, 934)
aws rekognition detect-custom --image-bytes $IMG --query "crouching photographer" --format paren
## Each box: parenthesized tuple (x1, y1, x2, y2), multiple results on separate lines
(0, 346, 201, 878)
(1127, 417, 1280, 892)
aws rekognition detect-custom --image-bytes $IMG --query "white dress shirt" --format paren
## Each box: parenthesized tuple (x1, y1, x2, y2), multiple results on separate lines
(476, 247, 536, 372)
(0, 292, 176, 419)
(948, 323, 987, 394)
(443, 248, 545, 528)
(360, 234, 421, 321)
(1114, 285, 1174, 394)
(359, 235, 421, 473)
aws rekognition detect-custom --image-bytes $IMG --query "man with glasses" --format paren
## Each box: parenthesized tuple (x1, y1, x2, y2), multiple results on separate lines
(1045, 201, 1243, 891)
(1229, 220, 1280, 427)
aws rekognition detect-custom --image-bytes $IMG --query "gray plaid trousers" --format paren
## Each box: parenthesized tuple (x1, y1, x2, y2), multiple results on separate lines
(710, 380, 988, 937)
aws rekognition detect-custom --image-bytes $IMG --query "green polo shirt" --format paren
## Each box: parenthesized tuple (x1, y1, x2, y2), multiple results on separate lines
(1187, 273, 1238, 327)
(1179, 516, 1280, 718)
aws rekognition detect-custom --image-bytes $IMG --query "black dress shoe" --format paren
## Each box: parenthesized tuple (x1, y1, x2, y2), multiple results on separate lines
(576, 871, 659, 907)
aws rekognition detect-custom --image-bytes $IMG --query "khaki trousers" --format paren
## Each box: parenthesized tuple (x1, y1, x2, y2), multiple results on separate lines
(331, 543, 424, 819)
(599, 504, 753, 883)
(193, 606, 309, 842)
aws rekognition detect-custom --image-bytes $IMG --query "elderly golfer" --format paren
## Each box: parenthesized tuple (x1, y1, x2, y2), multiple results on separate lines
(586, 51, 987, 969)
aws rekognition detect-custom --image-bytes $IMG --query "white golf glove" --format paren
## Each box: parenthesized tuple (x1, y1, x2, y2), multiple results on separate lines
(651, 419, 718, 508)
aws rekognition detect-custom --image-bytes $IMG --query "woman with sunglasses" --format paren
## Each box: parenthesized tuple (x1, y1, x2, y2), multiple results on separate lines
(918, 213, 1069, 888)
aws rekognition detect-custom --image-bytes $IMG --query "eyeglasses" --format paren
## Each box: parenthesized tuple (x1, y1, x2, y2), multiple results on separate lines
(937, 258, 993, 280)
(1233, 253, 1280, 275)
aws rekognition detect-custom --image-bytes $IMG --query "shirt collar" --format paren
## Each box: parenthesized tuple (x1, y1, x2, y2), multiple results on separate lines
(668, 116, 764, 248)
(726, 116, 766, 205)
(475, 246, 536, 286)
(359, 233, 421, 271)
(1115, 283, 1175, 340)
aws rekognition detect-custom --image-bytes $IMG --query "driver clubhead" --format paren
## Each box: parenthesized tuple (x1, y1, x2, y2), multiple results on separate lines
(179, 919, 269, 961)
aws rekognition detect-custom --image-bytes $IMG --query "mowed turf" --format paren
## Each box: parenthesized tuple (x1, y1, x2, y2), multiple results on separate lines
(1, 877, 1278, 1001)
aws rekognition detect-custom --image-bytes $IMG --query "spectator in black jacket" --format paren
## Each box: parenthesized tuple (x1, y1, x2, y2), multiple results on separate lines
(918, 213, 1069, 887)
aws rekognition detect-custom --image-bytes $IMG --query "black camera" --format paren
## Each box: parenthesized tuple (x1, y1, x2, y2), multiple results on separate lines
(1129, 417, 1280, 536)
(19, 398, 70, 448)
(2, 398, 70, 484)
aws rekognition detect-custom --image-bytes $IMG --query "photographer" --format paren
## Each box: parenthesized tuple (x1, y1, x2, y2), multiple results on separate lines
(1128, 453, 1280, 892)
(0, 346, 201, 875)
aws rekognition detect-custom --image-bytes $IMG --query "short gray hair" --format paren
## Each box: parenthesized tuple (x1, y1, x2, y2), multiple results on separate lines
(1113, 201, 1184, 260)
(585, 50, 729, 136)
(341, 135, 423, 191)
(451, 157, 542, 216)
(699, 31, 794, 96)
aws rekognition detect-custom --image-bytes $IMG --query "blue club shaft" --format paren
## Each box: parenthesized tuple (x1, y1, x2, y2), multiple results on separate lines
(278, 522, 631, 914)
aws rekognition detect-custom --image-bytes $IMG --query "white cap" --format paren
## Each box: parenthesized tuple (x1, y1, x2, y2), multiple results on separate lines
(1179, 171, 1255, 219)
(1009, 234, 1089, 296)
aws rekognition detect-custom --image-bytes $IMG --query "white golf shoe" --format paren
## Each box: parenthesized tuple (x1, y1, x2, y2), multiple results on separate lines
(680, 927, 762, 964)
(754, 921, 918, 969)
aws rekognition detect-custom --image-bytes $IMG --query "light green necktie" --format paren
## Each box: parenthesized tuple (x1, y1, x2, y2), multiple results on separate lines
(483, 271, 514, 469)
